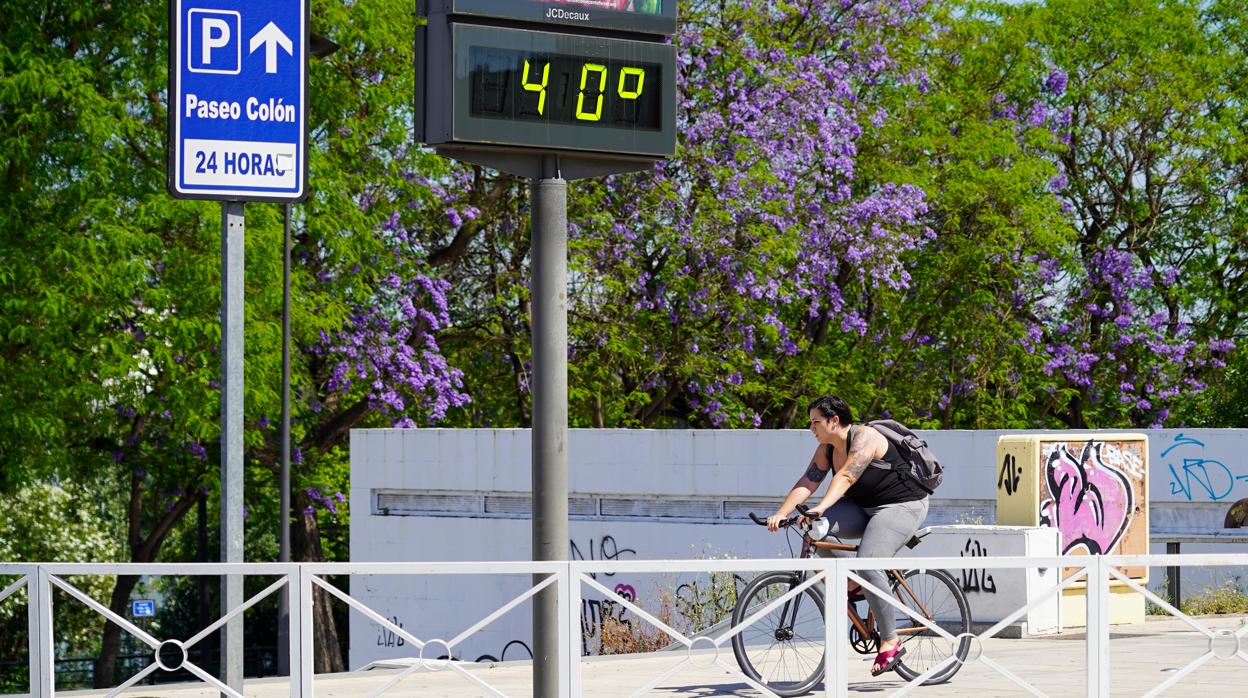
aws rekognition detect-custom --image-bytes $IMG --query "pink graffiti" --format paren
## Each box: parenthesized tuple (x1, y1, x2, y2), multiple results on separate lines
(613, 584, 637, 602)
(1039, 441, 1134, 555)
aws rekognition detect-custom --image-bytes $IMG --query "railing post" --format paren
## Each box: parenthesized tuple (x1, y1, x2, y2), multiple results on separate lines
(28, 565, 53, 698)
(827, 558, 848, 698)
(297, 566, 314, 698)
(287, 565, 304, 698)
(1086, 556, 1109, 698)
(559, 564, 579, 697)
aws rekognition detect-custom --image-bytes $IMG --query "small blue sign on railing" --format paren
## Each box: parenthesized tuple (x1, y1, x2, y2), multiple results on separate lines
(131, 599, 156, 618)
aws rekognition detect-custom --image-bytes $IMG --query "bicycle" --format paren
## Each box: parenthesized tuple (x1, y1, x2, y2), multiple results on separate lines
(730, 505, 972, 696)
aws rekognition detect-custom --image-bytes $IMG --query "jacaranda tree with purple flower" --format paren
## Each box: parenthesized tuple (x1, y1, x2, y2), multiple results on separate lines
(984, 0, 1245, 428)
(559, 0, 946, 428)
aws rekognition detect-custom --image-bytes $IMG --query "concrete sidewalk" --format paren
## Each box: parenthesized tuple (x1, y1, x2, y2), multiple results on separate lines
(40, 614, 1248, 697)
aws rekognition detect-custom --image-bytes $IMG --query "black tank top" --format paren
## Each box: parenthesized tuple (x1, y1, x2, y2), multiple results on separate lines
(827, 425, 928, 507)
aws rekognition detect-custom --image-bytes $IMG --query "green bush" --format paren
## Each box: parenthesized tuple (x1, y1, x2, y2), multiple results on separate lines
(1181, 580, 1248, 616)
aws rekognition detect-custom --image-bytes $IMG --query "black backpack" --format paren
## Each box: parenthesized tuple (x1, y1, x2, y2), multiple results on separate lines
(839, 420, 944, 494)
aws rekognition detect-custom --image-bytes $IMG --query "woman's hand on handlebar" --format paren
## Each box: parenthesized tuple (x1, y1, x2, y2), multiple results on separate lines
(765, 513, 788, 532)
(791, 503, 824, 530)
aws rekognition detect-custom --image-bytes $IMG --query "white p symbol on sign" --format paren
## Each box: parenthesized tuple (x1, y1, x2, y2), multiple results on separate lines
(201, 18, 231, 65)
(188, 9, 241, 75)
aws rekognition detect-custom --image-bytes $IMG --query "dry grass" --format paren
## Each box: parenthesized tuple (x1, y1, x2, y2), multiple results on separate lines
(597, 591, 679, 654)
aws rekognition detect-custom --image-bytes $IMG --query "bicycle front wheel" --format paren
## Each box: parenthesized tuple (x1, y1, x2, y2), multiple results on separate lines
(890, 568, 972, 685)
(730, 571, 825, 697)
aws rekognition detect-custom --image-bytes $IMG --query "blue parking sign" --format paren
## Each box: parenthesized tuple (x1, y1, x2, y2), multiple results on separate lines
(169, 0, 307, 201)
(132, 600, 156, 617)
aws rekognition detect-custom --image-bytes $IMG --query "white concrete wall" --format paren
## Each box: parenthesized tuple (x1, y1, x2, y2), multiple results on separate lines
(348, 428, 1248, 668)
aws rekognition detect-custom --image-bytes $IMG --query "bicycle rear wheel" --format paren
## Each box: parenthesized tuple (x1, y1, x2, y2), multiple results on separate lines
(729, 571, 825, 697)
(890, 568, 971, 685)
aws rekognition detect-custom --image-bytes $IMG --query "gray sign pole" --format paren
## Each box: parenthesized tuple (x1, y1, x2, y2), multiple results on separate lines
(531, 155, 568, 698)
(220, 201, 245, 694)
(277, 203, 292, 676)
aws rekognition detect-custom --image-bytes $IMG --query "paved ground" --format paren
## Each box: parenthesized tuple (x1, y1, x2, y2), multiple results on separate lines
(37, 614, 1248, 697)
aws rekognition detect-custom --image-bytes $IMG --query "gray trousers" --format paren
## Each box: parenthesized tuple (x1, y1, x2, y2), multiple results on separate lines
(815, 497, 929, 643)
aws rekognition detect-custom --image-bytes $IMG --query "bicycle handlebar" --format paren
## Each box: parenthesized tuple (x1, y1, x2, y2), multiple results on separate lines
(748, 504, 822, 528)
(748, 512, 776, 526)
(751, 512, 930, 549)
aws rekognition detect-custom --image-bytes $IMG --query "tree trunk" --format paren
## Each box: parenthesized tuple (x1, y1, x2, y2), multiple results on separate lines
(93, 483, 199, 688)
(592, 395, 605, 428)
(293, 491, 346, 674)
(91, 574, 140, 688)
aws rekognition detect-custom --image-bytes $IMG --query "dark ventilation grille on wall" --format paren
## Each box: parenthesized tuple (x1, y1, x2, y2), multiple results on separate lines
(486, 495, 598, 517)
(599, 498, 721, 520)
(374, 491, 484, 515)
(722, 499, 786, 521)
(371, 489, 809, 522)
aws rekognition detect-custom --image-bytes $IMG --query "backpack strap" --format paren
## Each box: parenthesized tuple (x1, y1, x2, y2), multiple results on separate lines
(832, 424, 857, 466)
(849, 424, 899, 472)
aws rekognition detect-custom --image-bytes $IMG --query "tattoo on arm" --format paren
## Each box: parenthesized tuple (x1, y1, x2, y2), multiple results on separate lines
(841, 439, 873, 482)
(804, 461, 827, 483)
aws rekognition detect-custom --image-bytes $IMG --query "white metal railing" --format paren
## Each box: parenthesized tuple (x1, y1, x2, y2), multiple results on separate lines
(2, 554, 1247, 697)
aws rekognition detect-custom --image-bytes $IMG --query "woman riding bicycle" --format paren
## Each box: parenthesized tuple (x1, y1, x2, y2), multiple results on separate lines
(766, 395, 931, 677)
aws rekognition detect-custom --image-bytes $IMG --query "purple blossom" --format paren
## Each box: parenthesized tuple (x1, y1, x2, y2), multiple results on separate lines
(1044, 69, 1068, 97)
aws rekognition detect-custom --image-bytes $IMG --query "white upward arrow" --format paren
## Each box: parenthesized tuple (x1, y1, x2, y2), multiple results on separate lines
(249, 21, 293, 74)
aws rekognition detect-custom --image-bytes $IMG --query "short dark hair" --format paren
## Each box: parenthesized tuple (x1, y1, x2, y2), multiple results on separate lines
(808, 395, 853, 425)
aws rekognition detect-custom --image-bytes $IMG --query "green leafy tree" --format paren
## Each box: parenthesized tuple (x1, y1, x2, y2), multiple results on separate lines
(0, 0, 466, 682)
(0, 483, 122, 689)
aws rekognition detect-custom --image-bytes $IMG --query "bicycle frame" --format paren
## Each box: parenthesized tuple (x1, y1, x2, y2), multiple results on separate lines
(808, 538, 937, 643)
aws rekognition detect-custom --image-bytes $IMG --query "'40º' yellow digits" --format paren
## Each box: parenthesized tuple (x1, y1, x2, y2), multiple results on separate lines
(522, 59, 550, 115)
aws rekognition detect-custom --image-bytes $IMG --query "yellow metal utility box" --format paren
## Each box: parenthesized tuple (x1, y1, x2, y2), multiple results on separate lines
(996, 434, 1149, 627)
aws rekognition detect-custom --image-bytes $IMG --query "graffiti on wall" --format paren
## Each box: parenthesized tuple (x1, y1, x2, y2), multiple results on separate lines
(375, 615, 407, 648)
(998, 453, 1022, 496)
(581, 595, 630, 655)
(1040, 439, 1147, 578)
(1164, 433, 1248, 502)
(1040, 441, 1135, 555)
(572, 535, 644, 655)
(959, 538, 997, 594)
(571, 535, 637, 579)
(474, 639, 532, 663)
(375, 611, 533, 663)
